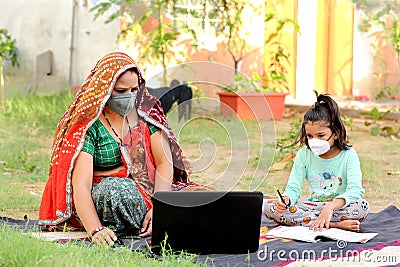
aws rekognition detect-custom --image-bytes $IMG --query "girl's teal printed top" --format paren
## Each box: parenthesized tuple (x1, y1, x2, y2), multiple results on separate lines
(283, 147, 365, 208)
(82, 120, 158, 170)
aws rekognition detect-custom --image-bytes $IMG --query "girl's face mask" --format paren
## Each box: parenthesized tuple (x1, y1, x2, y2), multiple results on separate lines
(308, 138, 331, 156)
(106, 92, 137, 117)
(307, 133, 334, 156)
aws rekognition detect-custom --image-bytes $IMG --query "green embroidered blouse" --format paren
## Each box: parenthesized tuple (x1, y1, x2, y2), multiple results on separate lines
(82, 120, 158, 170)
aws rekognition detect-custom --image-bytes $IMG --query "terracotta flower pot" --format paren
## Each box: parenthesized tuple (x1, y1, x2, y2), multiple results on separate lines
(217, 91, 287, 120)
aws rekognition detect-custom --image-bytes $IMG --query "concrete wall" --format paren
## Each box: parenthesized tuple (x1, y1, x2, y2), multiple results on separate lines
(0, 0, 119, 95)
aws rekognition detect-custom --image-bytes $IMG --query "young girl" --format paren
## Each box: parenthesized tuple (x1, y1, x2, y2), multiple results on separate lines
(264, 92, 370, 232)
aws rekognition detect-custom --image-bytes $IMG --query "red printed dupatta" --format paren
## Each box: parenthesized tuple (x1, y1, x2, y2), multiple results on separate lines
(39, 52, 190, 226)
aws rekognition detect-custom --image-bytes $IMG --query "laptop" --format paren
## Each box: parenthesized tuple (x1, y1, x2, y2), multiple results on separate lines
(150, 191, 263, 254)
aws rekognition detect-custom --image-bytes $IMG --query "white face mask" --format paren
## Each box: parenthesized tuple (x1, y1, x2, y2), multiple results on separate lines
(308, 138, 331, 156)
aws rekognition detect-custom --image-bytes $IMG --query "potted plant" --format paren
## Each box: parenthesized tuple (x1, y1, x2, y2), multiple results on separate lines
(216, 1, 299, 121)
(217, 72, 288, 120)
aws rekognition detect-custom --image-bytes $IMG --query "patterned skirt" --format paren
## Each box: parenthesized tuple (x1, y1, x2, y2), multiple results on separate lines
(91, 177, 147, 238)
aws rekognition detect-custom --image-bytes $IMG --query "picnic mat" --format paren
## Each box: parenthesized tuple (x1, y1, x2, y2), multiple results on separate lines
(1, 205, 400, 266)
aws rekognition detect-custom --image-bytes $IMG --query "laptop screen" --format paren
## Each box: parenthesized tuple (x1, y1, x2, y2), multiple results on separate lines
(151, 191, 263, 254)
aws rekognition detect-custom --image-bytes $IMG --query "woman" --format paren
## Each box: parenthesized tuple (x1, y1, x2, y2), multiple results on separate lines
(39, 52, 193, 246)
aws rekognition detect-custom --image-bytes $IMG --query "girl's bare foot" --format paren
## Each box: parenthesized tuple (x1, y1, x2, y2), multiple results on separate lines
(330, 220, 360, 232)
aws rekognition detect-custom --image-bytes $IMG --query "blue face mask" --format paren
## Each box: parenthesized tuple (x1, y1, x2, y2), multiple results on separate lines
(106, 92, 137, 117)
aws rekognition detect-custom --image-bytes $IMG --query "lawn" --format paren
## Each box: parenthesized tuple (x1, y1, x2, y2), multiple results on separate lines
(0, 91, 399, 266)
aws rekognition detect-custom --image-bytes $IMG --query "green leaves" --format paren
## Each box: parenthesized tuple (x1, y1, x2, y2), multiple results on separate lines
(89, 0, 121, 24)
(0, 29, 19, 67)
(359, 107, 390, 121)
(359, 107, 395, 136)
(89, 0, 197, 83)
(276, 118, 301, 153)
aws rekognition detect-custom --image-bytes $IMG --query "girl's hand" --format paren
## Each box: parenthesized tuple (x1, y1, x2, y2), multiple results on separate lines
(275, 196, 290, 214)
(139, 208, 153, 237)
(91, 228, 118, 246)
(309, 204, 334, 231)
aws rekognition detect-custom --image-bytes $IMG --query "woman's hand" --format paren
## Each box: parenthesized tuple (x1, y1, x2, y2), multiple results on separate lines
(91, 228, 118, 246)
(275, 196, 290, 214)
(72, 152, 117, 246)
(139, 208, 153, 237)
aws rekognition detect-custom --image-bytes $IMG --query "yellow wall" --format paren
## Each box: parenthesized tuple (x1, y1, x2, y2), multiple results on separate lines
(264, 0, 355, 99)
(263, 0, 298, 97)
(315, 0, 354, 96)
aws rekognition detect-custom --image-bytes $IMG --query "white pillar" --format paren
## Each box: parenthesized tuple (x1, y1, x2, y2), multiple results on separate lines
(295, 0, 319, 104)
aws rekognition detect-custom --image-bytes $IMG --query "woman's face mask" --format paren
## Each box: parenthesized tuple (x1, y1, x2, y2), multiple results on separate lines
(106, 92, 137, 117)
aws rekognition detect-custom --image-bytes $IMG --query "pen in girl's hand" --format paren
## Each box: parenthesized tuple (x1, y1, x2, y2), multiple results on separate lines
(277, 189, 289, 209)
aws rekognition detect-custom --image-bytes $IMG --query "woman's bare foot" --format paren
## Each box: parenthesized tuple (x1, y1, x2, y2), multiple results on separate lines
(330, 220, 360, 232)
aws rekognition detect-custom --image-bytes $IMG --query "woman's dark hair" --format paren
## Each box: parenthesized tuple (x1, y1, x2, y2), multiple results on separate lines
(125, 68, 140, 86)
(296, 91, 350, 150)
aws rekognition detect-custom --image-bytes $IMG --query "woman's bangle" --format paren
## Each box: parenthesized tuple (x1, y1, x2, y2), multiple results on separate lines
(90, 226, 106, 238)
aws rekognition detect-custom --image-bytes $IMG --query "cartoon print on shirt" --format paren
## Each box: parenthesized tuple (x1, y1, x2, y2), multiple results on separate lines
(308, 172, 342, 202)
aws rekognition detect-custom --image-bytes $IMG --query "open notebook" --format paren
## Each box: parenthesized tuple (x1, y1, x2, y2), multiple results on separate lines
(266, 226, 378, 243)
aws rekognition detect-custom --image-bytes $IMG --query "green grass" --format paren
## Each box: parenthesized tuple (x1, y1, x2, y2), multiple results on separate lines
(359, 153, 400, 203)
(166, 109, 277, 191)
(0, 181, 41, 214)
(351, 131, 400, 204)
(0, 90, 74, 219)
(0, 224, 201, 267)
(0, 90, 73, 176)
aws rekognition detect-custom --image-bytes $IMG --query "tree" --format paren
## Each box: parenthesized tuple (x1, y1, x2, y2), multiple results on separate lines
(209, 0, 298, 93)
(209, 0, 260, 76)
(0, 29, 19, 110)
(91, 0, 196, 84)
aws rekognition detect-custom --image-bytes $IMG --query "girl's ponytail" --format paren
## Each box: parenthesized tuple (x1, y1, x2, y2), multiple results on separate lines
(297, 91, 350, 150)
